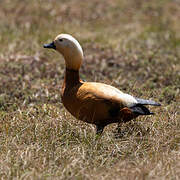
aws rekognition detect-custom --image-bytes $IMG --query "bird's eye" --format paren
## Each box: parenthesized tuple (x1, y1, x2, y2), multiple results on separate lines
(59, 39, 63, 42)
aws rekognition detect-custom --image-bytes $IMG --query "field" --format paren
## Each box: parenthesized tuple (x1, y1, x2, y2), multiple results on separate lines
(0, 0, 180, 179)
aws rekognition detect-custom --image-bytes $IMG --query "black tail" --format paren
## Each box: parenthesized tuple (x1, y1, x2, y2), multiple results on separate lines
(130, 104, 154, 115)
(135, 98, 161, 106)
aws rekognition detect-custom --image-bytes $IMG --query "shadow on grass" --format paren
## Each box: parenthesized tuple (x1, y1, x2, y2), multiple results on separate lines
(113, 121, 150, 139)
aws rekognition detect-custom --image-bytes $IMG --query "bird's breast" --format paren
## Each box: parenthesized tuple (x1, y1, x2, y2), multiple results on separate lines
(61, 86, 112, 124)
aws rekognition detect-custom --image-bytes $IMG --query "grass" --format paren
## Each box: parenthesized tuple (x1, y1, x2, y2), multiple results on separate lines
(0, 0, 179, 179)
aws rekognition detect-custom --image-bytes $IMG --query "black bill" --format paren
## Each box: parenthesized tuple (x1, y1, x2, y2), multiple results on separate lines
(43, 42, 56, 49)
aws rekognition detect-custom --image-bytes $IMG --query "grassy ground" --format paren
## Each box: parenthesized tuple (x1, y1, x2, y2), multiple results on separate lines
(0, 0, 180, 179)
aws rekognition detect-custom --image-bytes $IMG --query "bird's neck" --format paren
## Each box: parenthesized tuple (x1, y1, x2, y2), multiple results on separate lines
(63, 68, 80, 88)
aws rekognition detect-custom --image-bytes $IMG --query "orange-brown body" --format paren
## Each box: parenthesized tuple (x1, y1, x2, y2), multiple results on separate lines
(61, 69, 137, 128)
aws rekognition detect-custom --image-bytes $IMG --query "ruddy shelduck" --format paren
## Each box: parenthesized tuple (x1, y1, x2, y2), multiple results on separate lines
(44, 34, 161, 134)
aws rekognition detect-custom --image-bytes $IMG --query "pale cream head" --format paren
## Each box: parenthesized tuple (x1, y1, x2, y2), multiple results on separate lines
(54, 34, 83, 70)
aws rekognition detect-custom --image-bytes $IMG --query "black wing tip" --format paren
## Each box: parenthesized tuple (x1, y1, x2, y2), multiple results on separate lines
(156, 103, 161, 106)
(152, 102, 161, 106)
(135, 97, 161, 106)
(130, 105, 155, 115)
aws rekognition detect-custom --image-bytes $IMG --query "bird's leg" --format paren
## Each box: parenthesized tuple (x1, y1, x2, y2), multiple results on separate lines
(117, 122, 122, 134)
(114, 122, 123, 138)
(96, 125, 105, 135)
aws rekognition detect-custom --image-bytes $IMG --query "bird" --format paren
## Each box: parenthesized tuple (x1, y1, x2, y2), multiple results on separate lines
(43, 34, 161, 135)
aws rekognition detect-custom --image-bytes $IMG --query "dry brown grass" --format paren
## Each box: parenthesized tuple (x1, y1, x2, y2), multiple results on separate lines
(0, 0, 180, 179)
